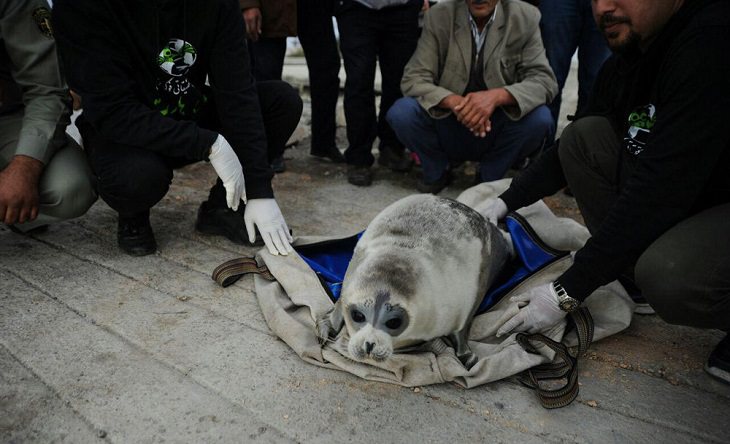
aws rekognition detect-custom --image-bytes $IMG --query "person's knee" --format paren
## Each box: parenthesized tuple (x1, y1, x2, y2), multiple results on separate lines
(557, 116, 612, 164)
(528, 105, 555, 135)
(259, 80, 303, 122)
(635, 244, 695, 325)
(385, 97, 420, 130)
(280, 81, 304, 118)
(44, 171, 97, 220)
(97, 157, 172, 212)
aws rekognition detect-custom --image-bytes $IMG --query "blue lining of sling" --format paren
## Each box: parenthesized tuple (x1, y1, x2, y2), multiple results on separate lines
(295, 214, 567, 314)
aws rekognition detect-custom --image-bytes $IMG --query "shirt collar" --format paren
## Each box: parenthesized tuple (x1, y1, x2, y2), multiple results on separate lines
(467, 3, 498, 54)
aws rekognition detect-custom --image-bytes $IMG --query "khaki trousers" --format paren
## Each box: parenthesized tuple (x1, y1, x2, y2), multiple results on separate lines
(0, 111, 96, 231)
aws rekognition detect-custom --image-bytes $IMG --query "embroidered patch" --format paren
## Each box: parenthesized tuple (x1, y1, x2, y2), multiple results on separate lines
(32, 7, 53, 39)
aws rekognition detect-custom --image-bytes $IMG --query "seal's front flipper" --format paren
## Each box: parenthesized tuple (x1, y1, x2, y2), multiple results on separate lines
(447, 328, 478, 370)
(315, 300, 345, 345)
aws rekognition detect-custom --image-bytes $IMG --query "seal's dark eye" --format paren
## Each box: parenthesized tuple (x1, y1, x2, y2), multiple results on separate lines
(385, 318, 402, 330)
(351, 310, 365, 323)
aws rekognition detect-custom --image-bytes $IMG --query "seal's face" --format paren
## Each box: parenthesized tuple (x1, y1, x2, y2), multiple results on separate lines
(345, 290, 410, 362)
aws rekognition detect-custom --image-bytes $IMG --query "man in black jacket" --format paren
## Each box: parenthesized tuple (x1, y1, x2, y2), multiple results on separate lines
(53, 0, 302, 257)
(483, 0, 730, 384)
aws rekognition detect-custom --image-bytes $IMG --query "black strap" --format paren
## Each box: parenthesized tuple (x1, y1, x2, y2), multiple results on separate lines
(212, 257, 276, 287)
(516, 307, 594, 409)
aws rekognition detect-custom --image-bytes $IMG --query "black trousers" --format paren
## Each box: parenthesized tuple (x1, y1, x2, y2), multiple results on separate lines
(298, 0, 341, 153)
(335, 0, 421, 166)
(248, 38, 287, 82)
(78, 80, 302, 217)
(558, 116, 730, 330)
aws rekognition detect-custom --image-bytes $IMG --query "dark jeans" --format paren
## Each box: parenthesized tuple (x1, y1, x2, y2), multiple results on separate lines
(78, 80, 302, 217)
(539, 0, 610, 129)
(248, 37, 288, 82)
(558, 116, 730, 330)
(387, 97, 554, 183)
(335, 0, 421, 166)
(298, 0, 341, 153)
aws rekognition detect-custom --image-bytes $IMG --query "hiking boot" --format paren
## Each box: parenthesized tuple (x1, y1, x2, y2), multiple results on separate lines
(195, 201, 261, 245)
(347, 165, 373, 187)
(378, 146, 412, 172)
(118, 212, 157, 256)
(618, 275, 655, 315)
(417, 171, 451, 194)
(705, 335, 730, 385)
(271, 155, 286, 174)
(311, 146, 345, 163)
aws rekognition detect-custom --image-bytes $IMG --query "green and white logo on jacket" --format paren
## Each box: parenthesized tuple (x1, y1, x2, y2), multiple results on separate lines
(624, 104, 656, 155)
(154, 38, 206, 118)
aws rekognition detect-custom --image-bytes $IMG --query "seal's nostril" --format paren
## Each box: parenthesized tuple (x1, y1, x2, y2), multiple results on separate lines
(365, 342, 375, 354)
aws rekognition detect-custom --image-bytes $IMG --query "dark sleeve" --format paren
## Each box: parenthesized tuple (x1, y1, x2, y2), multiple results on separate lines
(208, 0, 273, 199)
(52, 0, 217, 160)
(559, 29, 730, 301)
(498, 141, 567, 211)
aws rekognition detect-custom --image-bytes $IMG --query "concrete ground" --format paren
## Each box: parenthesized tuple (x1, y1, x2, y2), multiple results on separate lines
(1, 57, 729, 444)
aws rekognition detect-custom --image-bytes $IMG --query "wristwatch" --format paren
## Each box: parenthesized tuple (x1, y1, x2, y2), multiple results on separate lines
(553, 280, 579, 312)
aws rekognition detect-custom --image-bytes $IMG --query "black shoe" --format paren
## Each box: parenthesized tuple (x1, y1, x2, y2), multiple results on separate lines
(417, 171, 451, 194)
(378, 146, 412, 172)
(311, 146, 345, 163)
(7, 224, 49, 235)
(618, 275, 655, 315)
(271, 155, 286, 174)
(195, 201, 261, 245)
(118, 212, 157, 256)
(347, 165, 373, 187)
(705, 335, 730, 384)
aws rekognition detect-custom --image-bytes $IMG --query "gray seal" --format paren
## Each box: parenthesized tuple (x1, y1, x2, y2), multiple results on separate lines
(316, 194, 510, 369)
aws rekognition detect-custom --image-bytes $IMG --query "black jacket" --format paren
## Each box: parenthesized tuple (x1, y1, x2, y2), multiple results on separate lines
(53, 0, 274, 198)
(500, 0, 730, 300)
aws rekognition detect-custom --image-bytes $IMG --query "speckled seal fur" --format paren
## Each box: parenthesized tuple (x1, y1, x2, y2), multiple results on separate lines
(315, 194, 510, 369)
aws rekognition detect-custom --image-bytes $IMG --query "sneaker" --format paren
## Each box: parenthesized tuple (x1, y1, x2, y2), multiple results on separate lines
(705, 335, 730, 384)
(311, 146, 345, 163)
(195, 201, 261, 245)
(416, 171, 451, 194)
(378, 146, 412, 172)
(618, 275, 655, 315)
(347, 165, 373, 187)
(118, 212, 157, 256)
(271, 155, 286, 174)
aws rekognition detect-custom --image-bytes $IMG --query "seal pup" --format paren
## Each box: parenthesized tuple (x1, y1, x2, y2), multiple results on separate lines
(316, 194, 510, 369)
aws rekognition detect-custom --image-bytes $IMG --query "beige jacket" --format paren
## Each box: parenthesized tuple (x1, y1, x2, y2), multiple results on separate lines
(401, 0, 557, 120)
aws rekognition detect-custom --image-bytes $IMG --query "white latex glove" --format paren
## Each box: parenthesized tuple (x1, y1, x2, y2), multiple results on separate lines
(474, 197, 508, 225)
(244, 198, 293, 256)
(496, 282, 568, 337)
(209, 135, 246, 211)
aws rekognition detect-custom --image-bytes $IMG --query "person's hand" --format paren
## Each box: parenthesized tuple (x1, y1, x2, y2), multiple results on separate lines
(454, 89, 505, 136)
(0, 155, 43, 225)
(473, 197, 507, 225)
(242, 8, 262, 41)
(209, 135, 246, 211)
(496, 282, 567, 337)
(244, 198, 293, 256)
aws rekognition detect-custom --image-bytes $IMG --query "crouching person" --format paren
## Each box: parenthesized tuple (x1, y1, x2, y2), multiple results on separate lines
(1, 0, 96, 233)
(52, 0, 302, 256)
(387, 0, 557, 194)
(483, 0, 730, 384)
